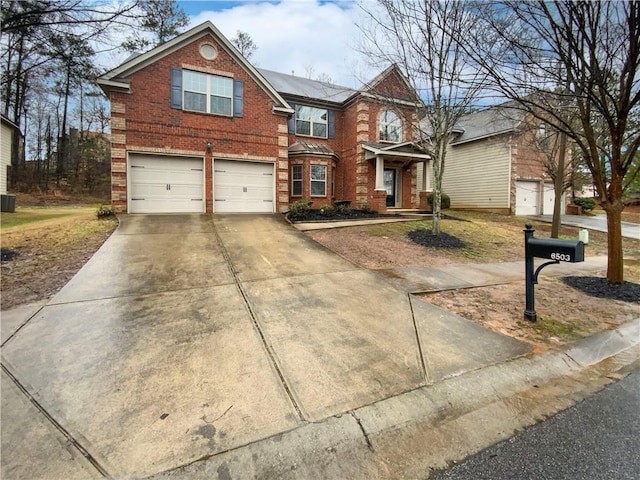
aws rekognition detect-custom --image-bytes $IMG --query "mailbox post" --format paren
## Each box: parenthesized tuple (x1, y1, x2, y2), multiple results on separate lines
(524, 224, 585, 322)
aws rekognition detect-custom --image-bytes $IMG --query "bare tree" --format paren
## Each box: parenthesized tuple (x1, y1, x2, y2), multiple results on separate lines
(357, 0, 491, 234)
(230, 30, 257, 60)
(468, 1, 640, 284)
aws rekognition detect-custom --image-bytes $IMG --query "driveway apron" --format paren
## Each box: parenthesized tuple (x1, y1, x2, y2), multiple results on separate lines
(2, 214, 530, 478)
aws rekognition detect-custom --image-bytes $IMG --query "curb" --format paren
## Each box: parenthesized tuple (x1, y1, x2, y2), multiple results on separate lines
(150, 318, 640, 479)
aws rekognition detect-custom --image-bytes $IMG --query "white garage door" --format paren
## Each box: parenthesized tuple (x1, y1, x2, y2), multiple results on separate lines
(515, 181, 540, 216)
(542, 183, 565, 215)
(129, 154, 204, 214)
(214, 160, 274, 213)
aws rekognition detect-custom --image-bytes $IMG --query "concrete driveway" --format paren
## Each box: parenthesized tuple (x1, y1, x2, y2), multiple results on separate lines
(1, 214, 529, 479)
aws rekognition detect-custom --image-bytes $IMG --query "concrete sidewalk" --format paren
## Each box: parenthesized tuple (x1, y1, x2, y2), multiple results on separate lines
(379, 255, 609, 293)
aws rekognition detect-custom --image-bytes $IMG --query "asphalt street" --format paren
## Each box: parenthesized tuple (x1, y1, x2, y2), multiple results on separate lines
(432, 370, 640, 480)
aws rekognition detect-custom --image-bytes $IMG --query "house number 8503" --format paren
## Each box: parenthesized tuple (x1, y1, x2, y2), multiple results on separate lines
(550, 252, 572, 261)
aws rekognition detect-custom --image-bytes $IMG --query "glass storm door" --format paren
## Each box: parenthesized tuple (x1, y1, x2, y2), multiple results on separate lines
(384, 168, 397, 207)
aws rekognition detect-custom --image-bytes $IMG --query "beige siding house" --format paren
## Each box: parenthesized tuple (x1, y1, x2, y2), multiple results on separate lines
(428, 106, 565, 216)
(0, 115, 16, 195)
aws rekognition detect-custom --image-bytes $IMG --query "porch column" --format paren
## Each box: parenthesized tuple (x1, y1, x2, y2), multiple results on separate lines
(419, 159, 430, 210)
(373, 154, 387, 213)
(422, 160, 429, 191)
(375, 155, 385, 190)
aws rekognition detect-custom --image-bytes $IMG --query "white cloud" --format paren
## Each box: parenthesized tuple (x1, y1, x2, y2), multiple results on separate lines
(187, 0, 376, 88)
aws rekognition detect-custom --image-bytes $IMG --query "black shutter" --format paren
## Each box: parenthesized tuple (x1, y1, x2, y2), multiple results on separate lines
(328, 109, 335, 139)
(288, 103, 296, 133)
(170, 67, 182, 109)
(233, 79, 244, 117)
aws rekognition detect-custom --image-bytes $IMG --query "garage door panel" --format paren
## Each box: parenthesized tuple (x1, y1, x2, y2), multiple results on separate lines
(129, 155, 204, 214)
(214, 160, 274, 213)
(516, 181, 540, 216)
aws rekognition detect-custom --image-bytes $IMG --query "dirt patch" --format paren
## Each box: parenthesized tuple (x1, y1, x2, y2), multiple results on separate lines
(307, 211, 640, 351)
(1, 210, 117, 309)
(421, 275, 639, 353)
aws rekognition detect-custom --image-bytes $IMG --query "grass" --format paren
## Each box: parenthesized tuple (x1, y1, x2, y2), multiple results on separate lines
(523, 316, 588, 342)
(1, 206, 96, 229)
(1, 207, 118, 309)
(366, 210, 640, 264)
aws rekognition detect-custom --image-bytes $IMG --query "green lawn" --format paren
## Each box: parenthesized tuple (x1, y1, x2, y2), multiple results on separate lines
(0, 207, 96, 229)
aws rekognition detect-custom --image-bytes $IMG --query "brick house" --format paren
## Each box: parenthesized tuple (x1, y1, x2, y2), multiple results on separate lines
(97, 21, 431, 214)
(437, 106, 567, 215)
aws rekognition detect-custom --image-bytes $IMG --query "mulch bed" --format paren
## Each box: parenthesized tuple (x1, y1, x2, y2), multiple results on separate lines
(563, 276, 640, 303)
(407, 229, 466, 249)
(290, 209, 390, 222)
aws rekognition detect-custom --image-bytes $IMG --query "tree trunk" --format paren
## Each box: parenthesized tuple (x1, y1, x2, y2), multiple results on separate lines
(431, 147, 444, 235)
(551, 131, 567, 238)
(604, 202, 624, 284)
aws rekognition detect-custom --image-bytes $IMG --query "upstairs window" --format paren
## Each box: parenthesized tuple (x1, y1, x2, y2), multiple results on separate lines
(184, 70, 233, 116)
(379, 110, 403, 142)
(295, 105, 328, 138)
(171, 67, 243, 117)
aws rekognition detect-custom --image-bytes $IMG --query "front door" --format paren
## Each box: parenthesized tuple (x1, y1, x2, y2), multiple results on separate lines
(384, 168, 397, 207)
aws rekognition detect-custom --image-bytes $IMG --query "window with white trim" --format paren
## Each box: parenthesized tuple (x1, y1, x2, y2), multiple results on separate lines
(296, 105, 328, 138)
(292, 164, 303, 196)
(379, 110, 403, 142)
(310, 165, 327, 196)
(183, 70, 233, 116)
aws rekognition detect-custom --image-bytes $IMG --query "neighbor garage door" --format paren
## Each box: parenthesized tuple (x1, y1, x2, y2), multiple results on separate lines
(129, 154, 204, 213)
(542, 183, 565, 215)
(515, 180, 540, 216)
(214, 160, 274, 213)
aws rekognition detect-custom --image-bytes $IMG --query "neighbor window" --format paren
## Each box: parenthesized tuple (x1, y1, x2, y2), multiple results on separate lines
(292, 164, 303, 196)
(183, 70, 233, 116)
(310, 165, 327, 196)
(296, 105, 328, 138)
(379, 110, 403, 142)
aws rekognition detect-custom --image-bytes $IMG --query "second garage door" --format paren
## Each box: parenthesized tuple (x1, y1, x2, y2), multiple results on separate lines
(214, 160, 274, 213)
(515, 180, 540, 216)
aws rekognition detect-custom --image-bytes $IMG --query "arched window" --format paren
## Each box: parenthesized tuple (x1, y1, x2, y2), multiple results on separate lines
(379, 110, 403, 143)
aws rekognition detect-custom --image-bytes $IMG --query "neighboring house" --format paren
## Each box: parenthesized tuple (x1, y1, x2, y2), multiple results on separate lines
(435, 106, 567, 216)
(1, 114, 21, 196)
(96, 21, 431, 215)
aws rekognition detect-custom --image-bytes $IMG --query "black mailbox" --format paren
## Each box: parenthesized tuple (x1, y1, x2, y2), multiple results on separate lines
(526, 237, 585, 263)
(523, 224, 585, 322)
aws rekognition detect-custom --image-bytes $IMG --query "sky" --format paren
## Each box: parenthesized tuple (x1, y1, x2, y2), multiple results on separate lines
(105, 0, 378, 89)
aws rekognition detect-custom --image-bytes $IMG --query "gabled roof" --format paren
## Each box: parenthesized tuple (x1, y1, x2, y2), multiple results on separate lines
(450, 105, 526, 145)
(96, 21, 292, 114)
(259, 69, 356, 105)
(359, 64, 423, 107)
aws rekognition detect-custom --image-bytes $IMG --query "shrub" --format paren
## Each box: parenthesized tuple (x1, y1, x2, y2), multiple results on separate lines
(573, 197, 596, 212)
(288, 199, 313, 220)
(427, 192, 451, 210)
(319, 204, 336, 217)
(96, 204, 114, 218)
(359, 203, 376, 214)
(333, 199, 352, 214)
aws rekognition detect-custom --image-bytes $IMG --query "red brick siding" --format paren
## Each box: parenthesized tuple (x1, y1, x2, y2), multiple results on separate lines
(111, 33, 288, 213)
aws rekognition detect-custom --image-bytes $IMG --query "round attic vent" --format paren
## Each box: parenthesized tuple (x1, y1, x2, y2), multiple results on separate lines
(199, 43, 217, 60)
